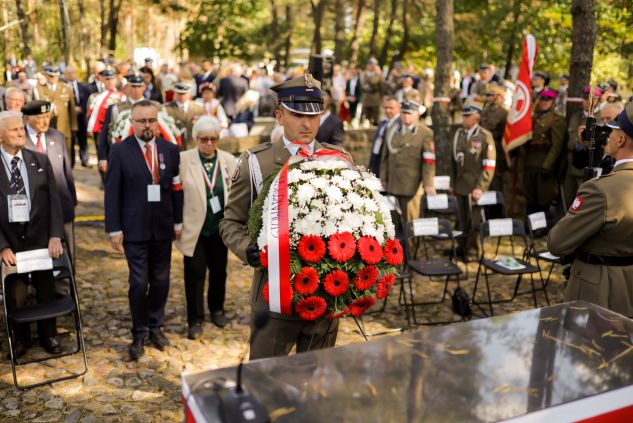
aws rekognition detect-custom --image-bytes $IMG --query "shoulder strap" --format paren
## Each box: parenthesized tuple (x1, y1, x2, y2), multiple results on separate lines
(247, 151, 263, 205)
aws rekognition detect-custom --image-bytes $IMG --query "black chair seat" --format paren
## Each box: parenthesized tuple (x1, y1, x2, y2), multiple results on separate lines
(432, 230, 464, 240)
(408, 259, 462, 277)
(482, 258, 539, 275)
(9, 297, 75, 323)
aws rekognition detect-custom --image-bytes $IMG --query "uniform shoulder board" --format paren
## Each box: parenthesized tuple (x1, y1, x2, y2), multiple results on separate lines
(321, 142, 347, 153)
(247, 142, 272, 155)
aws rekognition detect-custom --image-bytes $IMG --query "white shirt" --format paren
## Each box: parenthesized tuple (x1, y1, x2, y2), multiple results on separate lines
(176, 101, 189, 113)
(319, 111, 331, 125)
(613, 158, 633, 169)
(283, 136, 315, 156)
(348, 78, 358, 96)
(26, 125, 46, 152)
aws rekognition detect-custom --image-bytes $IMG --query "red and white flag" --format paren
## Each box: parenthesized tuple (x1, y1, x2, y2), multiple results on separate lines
(503, 34, 538, 152)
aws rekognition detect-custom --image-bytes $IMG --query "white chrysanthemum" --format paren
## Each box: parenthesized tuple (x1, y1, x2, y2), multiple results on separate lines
(346, 192, 366, 210)
(342, 212, 363, 232)
(300, 159, 348, 171)
(328, 207, 344, 220)
(375, 230, 386, 245)
(295, 217, 323, 236)
(340, 169, 360, 181)
(309, 177, 329, 191)
(325, 185, 343, 202)
(287, 168, 302, 184)
(363, 197, 379, 212)
(310, 198, 326, 211)
(296, 183, 316, 205)
(323, 220, 339, 237)
(358, 172, 384, 192)
(331, 175, 352, 191)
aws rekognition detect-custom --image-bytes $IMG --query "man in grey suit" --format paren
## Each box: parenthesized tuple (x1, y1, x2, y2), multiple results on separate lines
(22, 100, 77, 259)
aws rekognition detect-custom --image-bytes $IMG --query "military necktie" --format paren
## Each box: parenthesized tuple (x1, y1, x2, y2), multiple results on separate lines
(10, 157, 26, 195)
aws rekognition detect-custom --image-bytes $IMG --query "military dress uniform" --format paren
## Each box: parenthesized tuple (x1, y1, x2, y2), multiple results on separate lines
(452, 107, 496, 248)
(86, 69, 125, 136)
(380, 101, 436, 221)
(480, 86, 508, 192)
(522, 91, 566, 213)
(563, 110, 587, 208)
(360, 64, 383, 125)
(219, 74, 351, 360)
(164, 82, 205, 151)
(34, 66, 78, 153)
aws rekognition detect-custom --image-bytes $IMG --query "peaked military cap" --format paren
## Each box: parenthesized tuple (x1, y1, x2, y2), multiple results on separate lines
(614, 101, 633, 139)
(479, 63, 491, 71)
(462, 100, 483, 115)
(99, 68, 117, 79)
(533, 71, 548, 80)
(43, 65, 61, 77)
(22, 100, 52, 116)
(271, 73, 324, 115)
(126, 70, 145, 87)
(173, 81, 191, 94)
(401, 100, 424, 114)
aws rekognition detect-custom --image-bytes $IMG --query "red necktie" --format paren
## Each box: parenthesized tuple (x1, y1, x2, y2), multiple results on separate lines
(145, 144, 159, 183)
(36, 133, 45, 153)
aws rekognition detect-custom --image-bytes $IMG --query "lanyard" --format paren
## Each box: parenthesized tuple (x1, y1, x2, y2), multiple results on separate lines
(201, 157, 220, 193)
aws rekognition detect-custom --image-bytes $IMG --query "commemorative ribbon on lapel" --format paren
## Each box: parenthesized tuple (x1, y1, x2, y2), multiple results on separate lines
(266, 141, 351, 315)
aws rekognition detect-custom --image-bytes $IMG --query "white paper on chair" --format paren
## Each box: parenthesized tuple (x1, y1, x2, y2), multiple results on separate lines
(15, 249, 53, 274)
(528, 212, 547, 230)
(488, 218, 513, 236)
(427, 194, 449, 210)
(539, 251, 559, 261)
(495, 255, 526, 270)
(381, 195, 399, 212)
(434, 176, 451, 191)
(477, 191, 497, 205)
(413, 218, 439, 236)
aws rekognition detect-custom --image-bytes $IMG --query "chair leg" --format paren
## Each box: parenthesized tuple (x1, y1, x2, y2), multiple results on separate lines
(483, 270, 494, 316)
(353, 316, 369, 341)
(408, 274, 419, 325)
(529, 273, 538, 308)
(540, 269, 551, 306)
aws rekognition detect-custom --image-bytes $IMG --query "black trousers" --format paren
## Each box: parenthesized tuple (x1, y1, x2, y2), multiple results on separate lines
(183, 232, 228, 325)
(123, 239, 172, 339)
(5, 270, 57, 342)
(73, 114, 89, 166)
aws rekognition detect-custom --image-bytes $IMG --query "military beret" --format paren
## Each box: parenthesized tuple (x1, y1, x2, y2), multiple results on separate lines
(539, 89, 557, 100)
(173, 81, 191, 94)
(462, 100, 483, 115)
(401, 100, 424, 114)
(22, 100, 52, 115)
(125, 70, 145, 87)
(614, 101, 633, 139)
(43, 65, 61, 77)
(99, 68, 117, 79)
(271, 73, 323, 115)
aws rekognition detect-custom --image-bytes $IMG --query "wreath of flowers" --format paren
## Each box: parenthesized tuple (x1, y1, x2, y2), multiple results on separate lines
(248, 157, 403, 321)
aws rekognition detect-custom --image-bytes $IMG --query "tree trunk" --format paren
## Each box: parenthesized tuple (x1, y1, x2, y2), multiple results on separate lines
(59, 0, 71, 64)
(270, 0, 282, 68)
(100, 0, 107, 52)
(503, 0, 522, 80)
(567, 0, 596, 118)
(394, 0, 409, 65)
(108, 0, 121, 53)
(379, 0, 398, 66)
(333, 0, 345, 63)
(14, 0, 30, 55)
(283, 4, 292, 67)
(431, 0, 453, 176)
(311, 0, 327, 54)
(368, 0, 380, 58)
(348, 0, 367, 64)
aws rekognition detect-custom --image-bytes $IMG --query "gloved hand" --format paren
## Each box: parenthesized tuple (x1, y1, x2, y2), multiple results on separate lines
(246, 244, 261, 267)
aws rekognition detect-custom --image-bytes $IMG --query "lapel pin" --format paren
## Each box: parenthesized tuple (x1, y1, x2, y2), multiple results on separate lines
(160, 163, 166, 170)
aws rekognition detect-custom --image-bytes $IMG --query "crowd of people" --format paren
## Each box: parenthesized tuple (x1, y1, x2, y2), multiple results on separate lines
(0, 52, 632, 362)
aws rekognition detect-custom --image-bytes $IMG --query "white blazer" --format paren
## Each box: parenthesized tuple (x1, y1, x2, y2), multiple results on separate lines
(175, 147, 236, 256)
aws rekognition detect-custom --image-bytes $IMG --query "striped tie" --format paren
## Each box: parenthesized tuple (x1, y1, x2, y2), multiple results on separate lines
(10, 157, 25, 195)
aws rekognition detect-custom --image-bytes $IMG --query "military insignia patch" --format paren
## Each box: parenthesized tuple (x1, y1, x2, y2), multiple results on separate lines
(304, 73, 314, 89)
(570, 195, 583, 212)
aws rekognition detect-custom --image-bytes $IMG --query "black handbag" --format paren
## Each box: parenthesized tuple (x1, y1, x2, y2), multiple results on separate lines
(451, 287, 472, 319)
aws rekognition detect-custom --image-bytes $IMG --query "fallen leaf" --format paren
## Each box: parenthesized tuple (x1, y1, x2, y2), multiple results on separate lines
(269, 407, 296, 421)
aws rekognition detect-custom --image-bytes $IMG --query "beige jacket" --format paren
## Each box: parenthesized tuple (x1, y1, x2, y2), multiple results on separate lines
(175, 147, 236, 256)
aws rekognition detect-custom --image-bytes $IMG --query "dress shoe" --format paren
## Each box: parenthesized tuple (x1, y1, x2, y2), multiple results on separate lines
(81, 162, 92, 169)
(149, 329, 170, 351)
(40, 336, 62, 355)
(187, 324, 203, 340)
(128, 338, 145, 360)
(211, 311, 228, 328)
(7, 340, 28, 360)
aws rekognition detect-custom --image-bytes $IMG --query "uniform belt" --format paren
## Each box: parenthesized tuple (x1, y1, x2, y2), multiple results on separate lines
(576, 252, 633, 266)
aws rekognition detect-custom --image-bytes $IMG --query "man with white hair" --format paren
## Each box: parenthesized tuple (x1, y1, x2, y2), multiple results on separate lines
(0, 110, 65, 358)
(3, 87, 27, 112)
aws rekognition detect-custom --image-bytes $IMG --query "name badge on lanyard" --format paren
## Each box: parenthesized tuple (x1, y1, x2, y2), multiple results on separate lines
(8, 194, 29, 222)
(202, 159, 222, 214)
(143, 143, 161, 202)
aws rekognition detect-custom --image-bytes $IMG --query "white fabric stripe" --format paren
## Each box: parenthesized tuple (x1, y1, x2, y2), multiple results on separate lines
(566, 97, 584, 103)
(482, 159, 496, 166)
(526, 34, 537, 79)
(423, 152, 436, 159)
(172, 175, 181, 185)
(266, 173, 282, 313)
(432, 97, 451, 103)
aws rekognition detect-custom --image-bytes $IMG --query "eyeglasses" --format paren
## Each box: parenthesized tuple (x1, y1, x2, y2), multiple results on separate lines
(133, 118, 158, 125)
(198, 136, 220, 143)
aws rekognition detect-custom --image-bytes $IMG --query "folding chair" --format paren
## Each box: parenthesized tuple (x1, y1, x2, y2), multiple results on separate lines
(526, 212, 559, 292)
(476, 191, 514, 256)
(472, 218, 545, 317)
(402, 218, 464, 325)
(2, 250, 88, 390)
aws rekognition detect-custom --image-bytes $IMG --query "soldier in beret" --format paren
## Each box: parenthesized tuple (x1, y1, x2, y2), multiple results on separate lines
(164, 82, 204, 151)
(220, 74, 351, 360)
(548, 101, 633, 318)
(522, 89, 566, 214)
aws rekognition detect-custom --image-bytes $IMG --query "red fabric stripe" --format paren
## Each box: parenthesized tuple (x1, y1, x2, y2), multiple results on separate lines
(423, 159, 436, 164)
(483, 166, 496, 171)
(93, 91, 113, 134)
(171, 183, 183, 191)
(576, 403, 633, 423)
(182, 395, 197, 423)
(277, 163, 292, 314)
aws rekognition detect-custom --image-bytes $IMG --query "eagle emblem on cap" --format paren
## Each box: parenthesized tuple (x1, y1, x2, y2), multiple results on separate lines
(304, 73, 314, 89)
(41, 105, 47, 113)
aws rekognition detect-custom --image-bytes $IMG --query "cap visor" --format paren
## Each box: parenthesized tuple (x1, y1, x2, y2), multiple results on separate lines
(281, 102, 324, 115)
(605, 120, 620, 130)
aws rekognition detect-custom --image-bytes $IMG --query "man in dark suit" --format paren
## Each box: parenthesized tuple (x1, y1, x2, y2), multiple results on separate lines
(64, 67, 92, 167)
(105, 100, 184, 360)
(368, 96, 400, 176)
(0, 110, 65, 358)
(194, 59, 215, 99)
(22, 100, 77, 258)
(345, 68, 362, 121)
(217, 64, 248, 121)
(316, 89, 345, 146)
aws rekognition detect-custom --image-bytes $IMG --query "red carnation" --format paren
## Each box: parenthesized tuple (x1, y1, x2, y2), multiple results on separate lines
(357, 236, 383, 264)
(348, 297, 376, 317)
(328, 232, 356, 262)
(327, 309, 350, 319)
(376, 274, 396, 299)
(354, 266, 379, 290)
(260, 247, 268, 269)
(293, 267, 319, 295)
(262, 281, 293, 304)
(383, 239, 404, 265)
(297, 235, 326, 263)
(324, 270, 350, 297)
(295, 296, 327, 321)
